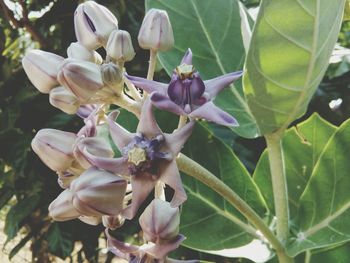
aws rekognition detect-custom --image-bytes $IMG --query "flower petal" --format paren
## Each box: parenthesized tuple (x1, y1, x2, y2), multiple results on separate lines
(137, 98, 162, 138)
(189, 101, 239, 127)
(150, 92, 186, 116)
(107, 110, 134, 150)
(126, 74, 167, 95)
(79, 215, 101, 225)
(82, 147, 129, 176)
(164, 121, 195, 155)
(106, 230, 140, 260)
(140, 234, 185, 259)
(159, 161, 187, 207)
(122, 172, 157, 220)
(204, 71, 243, 98)
(180, 48, 193, 65)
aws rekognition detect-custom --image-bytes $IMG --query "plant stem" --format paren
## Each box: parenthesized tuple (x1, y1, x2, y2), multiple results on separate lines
(147, 49, 157, 80)
(177, 115, 188, 129)
(265, 133, 290, 244)
(177, 153, 294, 263)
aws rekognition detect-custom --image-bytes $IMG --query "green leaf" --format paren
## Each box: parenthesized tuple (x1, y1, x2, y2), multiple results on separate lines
(287, 119, 350, 256)
(180, 124, 267, 251)
(9, 232, 32, 259)
(243, 0, 345, 135)
(307, 242, 350, 263)
(146, 0, 260, 138)
(47, 223, 74, 259)
(254, 113, 337, 216)
(4, 194, 40, 242)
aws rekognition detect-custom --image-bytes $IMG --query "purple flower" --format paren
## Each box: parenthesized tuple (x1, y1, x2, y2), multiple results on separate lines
(82, 99, 194, 219)
(127, 48, 242, 126)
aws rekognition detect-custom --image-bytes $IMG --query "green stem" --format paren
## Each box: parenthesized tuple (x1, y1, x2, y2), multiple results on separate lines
(177, 115, 187, 129)
(177, 154, 293, 263)
(146, 49, 157, 81)
(265, 133, 290, 244)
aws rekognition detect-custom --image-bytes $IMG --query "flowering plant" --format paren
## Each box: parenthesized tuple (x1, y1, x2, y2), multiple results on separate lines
(15, 0, 350, 262)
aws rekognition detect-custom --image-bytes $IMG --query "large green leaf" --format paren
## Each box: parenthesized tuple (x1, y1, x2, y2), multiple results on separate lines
(254, 113, 336, 217)
(180, 124, 267, 251)
(146, 0, 259, 138)
(287, 119, 350, 256)
(47, 223, 74, 259)
(243, 0, 345, 135)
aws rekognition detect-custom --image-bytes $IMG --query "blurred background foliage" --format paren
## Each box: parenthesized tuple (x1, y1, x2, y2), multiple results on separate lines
(0, 0, 350, 262)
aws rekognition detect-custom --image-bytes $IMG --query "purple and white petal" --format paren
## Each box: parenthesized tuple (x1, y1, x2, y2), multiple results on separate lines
(189, 101, 239, 127)
(106, 230, 140, 257)
(122, 172, 157, 220)
(159, 161, 187, 207)
(82, 147, 129, 176)
(203, 71, 243, 98)
(180, 48, 193, 65)
(107, 111, 134, 150)
(150, 92, 187, 116)
(137, 98, 162, 138)
(140, 234, 186, 260)
(126, 74, 167, 95)
(164, 121, 195, 155)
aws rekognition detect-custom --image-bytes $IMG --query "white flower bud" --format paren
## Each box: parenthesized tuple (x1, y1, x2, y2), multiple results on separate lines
(31, 129, 77, 172)
(67, 42, 103, 64)
(139, 199, 180, 243)
(101, 62, 123, 88)
(49, 189, 80, 221)
(57, 59, 104, 102)
(74, 1, 118, 50)
(79, 216, 102, 225)
(22, 50, 64, 93)
(49, 86, 80, 114)
(106, 30, 135, 62)
(70, 168, 127, 217)
(138, 9, 174, 51)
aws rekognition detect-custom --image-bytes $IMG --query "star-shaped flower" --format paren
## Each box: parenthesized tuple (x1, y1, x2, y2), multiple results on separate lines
(82, 99, 194, 219)
(127, 48, 242, 126)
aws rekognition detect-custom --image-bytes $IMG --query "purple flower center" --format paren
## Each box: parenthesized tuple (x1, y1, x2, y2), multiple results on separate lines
(167, 63, 206, 113)
(122, 134, 170, 175)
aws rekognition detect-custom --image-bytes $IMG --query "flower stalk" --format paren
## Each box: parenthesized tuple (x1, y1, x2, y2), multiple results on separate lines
(177, 153, 294, 263)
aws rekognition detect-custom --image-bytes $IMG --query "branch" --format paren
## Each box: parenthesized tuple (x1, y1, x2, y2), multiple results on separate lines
(0, 0, 49, 48)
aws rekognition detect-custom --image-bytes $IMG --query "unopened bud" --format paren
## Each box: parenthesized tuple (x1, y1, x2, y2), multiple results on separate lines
(74, 1, 118, 50)
(139, 199, 180, 243)
(31, 129, 76, 172)
(102, 215, 125, 230)
(49, 86, 80, 114)
(49, 189, 80, 221)
(57, 59, 104, 102)
(101, 62, 123, 88)
(22, 50, 64, 93)
(138, 9, 174, 51)
(67, 42, 103, 64)
(70, 168, 127, 216)
(57, 171, 79, 189)
(74, 137, 114, 169)
(106, 30, 135, 62)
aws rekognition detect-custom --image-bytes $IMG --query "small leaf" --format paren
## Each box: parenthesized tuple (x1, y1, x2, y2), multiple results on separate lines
(4, 195, 40, 242)
(9, 232, 32, 259)
(47, 223, 74, 259)
(146, 0, 260, 138)
(287, 118, 350, 256)
(243, 0, 346, 135)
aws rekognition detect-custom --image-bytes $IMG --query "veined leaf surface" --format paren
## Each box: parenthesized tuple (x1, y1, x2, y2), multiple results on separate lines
(243, 0, 345, 135)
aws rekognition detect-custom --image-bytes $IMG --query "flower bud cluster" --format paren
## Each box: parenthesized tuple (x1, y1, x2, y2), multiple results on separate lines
(20, 1, 242, 261)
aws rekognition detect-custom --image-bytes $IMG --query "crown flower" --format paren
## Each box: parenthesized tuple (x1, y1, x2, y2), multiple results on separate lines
(127, 49, 242, 126)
